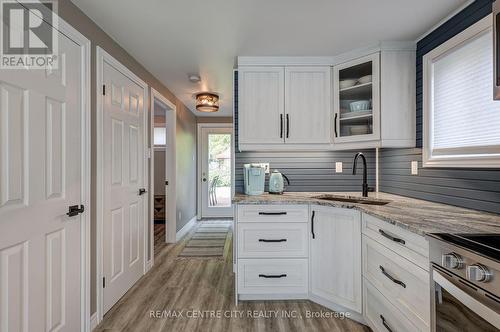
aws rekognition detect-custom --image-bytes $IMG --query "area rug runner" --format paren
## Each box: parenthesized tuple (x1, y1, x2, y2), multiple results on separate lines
(178, 220, 231, 258)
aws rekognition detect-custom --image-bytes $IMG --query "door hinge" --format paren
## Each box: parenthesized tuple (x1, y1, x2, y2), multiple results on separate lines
(103, 277, 106, 288)
(102, 84, 106, 95)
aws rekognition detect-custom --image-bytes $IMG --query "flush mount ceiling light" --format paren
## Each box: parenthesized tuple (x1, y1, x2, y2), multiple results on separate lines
(195, 92, 219, 112)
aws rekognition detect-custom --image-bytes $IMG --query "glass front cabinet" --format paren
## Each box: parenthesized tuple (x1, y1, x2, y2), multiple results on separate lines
(333, 53, 381, 144)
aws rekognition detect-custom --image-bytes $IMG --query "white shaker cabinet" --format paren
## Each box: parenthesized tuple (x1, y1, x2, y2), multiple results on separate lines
(309, 206, 362, 313)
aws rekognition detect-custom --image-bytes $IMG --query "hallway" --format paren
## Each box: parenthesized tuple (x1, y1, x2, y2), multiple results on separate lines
(95, 222, 369, 332)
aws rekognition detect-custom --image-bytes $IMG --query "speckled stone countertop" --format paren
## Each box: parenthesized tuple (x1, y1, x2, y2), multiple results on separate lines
(233, 192, 500, 236)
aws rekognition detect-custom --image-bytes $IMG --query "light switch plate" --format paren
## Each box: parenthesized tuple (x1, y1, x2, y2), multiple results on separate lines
(411, 161, 418, 175)
(258, 163, 270, 174)
(335, 162, 343, 173)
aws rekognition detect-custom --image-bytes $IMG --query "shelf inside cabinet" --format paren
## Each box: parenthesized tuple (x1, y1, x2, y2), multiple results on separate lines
(339, 112, 373, 122)
(339, 82, 372, 99)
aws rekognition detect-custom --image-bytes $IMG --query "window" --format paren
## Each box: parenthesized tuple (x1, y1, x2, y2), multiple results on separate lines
(423, 16, 500, 168)
(154, 127, 166, 146)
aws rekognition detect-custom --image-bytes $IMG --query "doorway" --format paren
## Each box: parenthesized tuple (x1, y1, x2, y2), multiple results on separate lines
(149, 88, 177, 262)
(198, 124, 233, 218)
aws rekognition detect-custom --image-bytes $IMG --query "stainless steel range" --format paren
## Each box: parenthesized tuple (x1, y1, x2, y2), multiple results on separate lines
(428, 233, 500, 331)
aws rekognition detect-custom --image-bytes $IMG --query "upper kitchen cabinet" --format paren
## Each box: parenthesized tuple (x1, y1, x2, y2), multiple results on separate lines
(333, 47, 416, 150)
(238, 66, 285, 146)
(237, 60, 333, 151)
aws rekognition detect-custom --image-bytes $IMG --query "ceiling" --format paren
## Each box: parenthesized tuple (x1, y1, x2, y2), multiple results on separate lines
(71, 0, 468, 117)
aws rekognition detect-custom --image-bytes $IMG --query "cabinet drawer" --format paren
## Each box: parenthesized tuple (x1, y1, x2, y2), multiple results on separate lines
(238, 223, 308, 258)
(362, 213, 429, 270)
(237, 205, 309, 223)
(363, 235, 430, 329)
(237, 259, 308, 295)
(364, 279, 424, 332)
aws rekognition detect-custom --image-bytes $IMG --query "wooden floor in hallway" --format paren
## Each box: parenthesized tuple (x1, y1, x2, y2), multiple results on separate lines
(95, 220, 370, 332)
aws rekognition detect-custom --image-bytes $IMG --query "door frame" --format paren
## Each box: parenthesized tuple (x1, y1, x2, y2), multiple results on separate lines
(149, 88, 177, 266)
(196, 123, 234, 218)
(21, 7, 92, 331)
(95, 47, 149, 322)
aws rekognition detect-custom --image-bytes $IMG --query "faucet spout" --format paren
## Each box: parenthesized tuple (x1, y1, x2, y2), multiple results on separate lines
(352, 152, 369, 197)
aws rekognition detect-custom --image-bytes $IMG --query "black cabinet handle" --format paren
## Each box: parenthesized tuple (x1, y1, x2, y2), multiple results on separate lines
(280, 114, 283, 138)
(380, 315, 393, 332)
(258, 212, 287, 216)
(379, 229, 405, 245)
(67, 205, 84, 217)
(258, 274, 287, 279)
(286, 114, 290, 138)
(259, 239, 287, 243)
(138, 188, 147, 195)
(379, 266, 406, 288)
(311, 210, 316, 239)
(334, 113, 338, 137)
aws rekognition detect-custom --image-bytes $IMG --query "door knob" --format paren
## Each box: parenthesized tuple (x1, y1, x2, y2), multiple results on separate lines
(203, 178, 207, 182)
(138, 188, 147, 195)
(67, 205, 84, 217)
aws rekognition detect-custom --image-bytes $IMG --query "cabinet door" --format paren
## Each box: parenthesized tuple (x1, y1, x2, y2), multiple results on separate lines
(310, 206, 362, 312)
(285, 66, 332, 144)
(333, 53, 380, 144)
(238, 67, 285, 145)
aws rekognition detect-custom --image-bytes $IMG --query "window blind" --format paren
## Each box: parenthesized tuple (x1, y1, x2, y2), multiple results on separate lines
(432, 29, 500, 151)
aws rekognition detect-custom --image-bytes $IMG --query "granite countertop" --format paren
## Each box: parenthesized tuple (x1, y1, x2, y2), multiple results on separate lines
(233, 192, 500, 236)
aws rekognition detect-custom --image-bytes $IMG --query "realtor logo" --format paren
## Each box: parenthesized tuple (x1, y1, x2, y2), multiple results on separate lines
(1, 0, 58, 69)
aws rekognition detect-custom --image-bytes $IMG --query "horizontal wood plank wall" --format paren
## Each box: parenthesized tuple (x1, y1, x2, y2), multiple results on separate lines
(234, 71, 376, 193)
(381, 0, 500, 215)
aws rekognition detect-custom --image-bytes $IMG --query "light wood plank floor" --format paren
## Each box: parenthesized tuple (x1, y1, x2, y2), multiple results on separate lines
(95, 220, 370, 332)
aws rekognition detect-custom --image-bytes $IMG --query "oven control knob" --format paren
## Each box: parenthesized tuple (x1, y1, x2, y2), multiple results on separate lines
(467, 264, 492, 283)
(442, 253, 464, 269)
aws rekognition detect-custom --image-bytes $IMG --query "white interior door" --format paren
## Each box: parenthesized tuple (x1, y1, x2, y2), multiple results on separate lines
(102, 59, 147, 313)
(0, 23, 88, 331)
(200, 127, 233, 218)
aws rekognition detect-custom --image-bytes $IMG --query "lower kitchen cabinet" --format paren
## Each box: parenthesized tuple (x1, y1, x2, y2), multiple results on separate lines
(309, 206, 362, 313)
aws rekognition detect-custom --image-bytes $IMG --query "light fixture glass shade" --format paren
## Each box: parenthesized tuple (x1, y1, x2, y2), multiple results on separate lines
(196, 93, 219, 112)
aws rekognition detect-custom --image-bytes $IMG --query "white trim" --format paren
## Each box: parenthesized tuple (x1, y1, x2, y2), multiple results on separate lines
(149, 88, 177, 266)
(197, 123, 233, 218)
(422, 15, 500, 168)
(90, 313, 99, 331)
(176, 216, 198, 241)
(415, 0, 476, 43)
(96, 47, 149, 321)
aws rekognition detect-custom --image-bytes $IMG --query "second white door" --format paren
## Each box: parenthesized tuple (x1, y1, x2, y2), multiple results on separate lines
(101, 52, 148, 314)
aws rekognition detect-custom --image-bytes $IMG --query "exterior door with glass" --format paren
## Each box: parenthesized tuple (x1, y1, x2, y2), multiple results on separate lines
(200, 127, 233, 217)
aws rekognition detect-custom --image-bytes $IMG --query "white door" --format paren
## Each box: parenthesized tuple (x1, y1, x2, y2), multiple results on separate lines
(0, 23, 88, 331)
(310, 206, 362, 312)
(238, 67, 285, 146)
(101, 58, 147, 313)
(200, 127, 233, 217)
(285, 66, 332, 144)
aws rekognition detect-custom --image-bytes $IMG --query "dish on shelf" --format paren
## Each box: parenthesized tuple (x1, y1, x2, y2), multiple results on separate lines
(349, 125, 371, 135)
(340, 110, 372, 119)
(339, 79, 357, 89)
(358, 75, 372, 84)
(349, 100, 371, 112)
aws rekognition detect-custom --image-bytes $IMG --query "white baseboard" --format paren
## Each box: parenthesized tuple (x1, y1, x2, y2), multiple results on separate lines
(90, 312, 99, 331)
(176, 216, 197, 241)
(239, 293, 308, 301)
(145, 259, 153, 272)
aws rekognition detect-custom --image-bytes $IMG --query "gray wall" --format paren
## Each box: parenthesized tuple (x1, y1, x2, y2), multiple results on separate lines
(380, 0, 500, 215)
(59, 1, 198, 315)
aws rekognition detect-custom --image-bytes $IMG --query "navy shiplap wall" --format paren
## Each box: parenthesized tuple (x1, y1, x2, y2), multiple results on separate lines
(234, 71, 376, 193)
(380, 0, 500, 215)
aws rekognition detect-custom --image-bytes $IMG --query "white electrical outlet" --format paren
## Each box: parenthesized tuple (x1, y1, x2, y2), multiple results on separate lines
(411, 161, 418, 175)
(335, 162, 343, 173)
(259, 163, 270, 174)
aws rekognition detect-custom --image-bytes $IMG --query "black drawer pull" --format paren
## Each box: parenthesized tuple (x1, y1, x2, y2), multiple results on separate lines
(379, 229, 405, 245)
(67, 205, 84, 217)
(379, 266, 406, 288)
(259, 274, 287, 279)
(258, 212, 287, 216)
(311, 210, 316, 239)
(380, 315, 393, 332)
(259, 239, 287, 243)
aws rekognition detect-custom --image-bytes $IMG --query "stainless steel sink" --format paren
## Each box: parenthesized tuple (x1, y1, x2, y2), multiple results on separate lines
(312, 194, 391, 206)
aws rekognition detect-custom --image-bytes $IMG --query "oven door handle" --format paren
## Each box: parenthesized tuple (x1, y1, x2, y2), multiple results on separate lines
(433, 270, 500, 330)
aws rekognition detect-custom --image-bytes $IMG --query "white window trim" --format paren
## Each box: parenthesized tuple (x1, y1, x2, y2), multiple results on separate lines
(423, 14, 500, 168)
